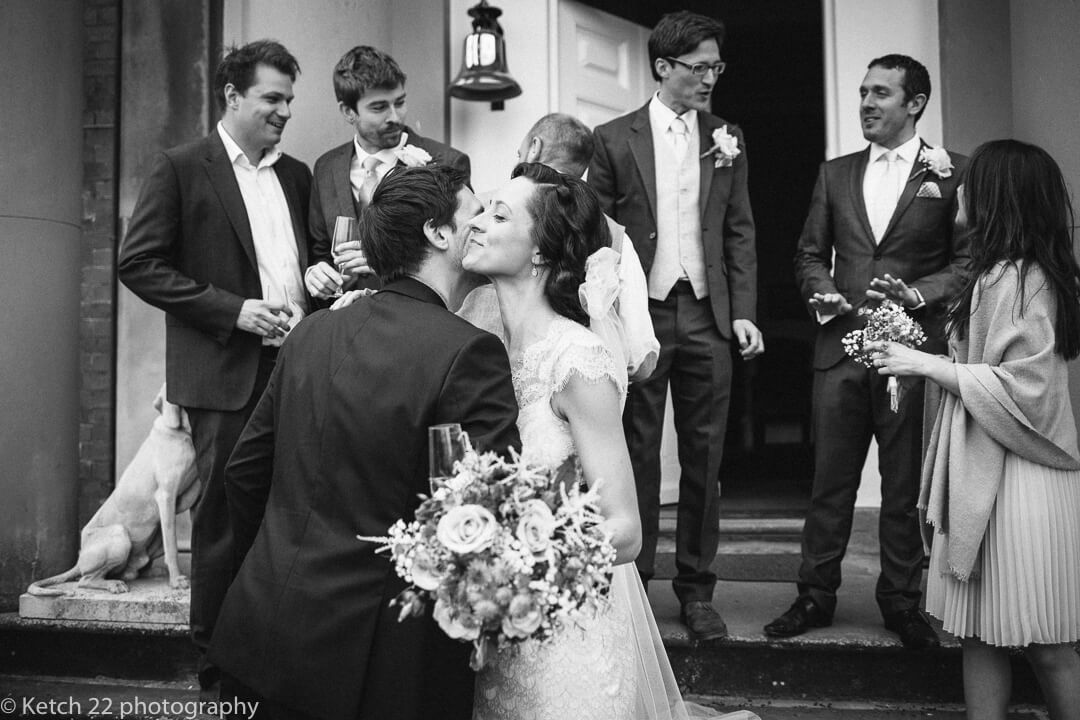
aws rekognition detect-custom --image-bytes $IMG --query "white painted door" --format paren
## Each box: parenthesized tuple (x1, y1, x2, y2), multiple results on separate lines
(556, 2, 680, 504)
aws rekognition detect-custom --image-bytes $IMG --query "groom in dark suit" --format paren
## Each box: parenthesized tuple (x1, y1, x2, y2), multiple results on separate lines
(305, 45, 471, 301)
(118, 40, 311, 688)
(209, 165, 520, 720)
(766, 54, 969, 648)
(588, 10, 763, 641)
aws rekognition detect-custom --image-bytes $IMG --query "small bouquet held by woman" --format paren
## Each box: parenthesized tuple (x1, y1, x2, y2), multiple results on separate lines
(358, 438, 617, 670)
(842, 300, 927, 411)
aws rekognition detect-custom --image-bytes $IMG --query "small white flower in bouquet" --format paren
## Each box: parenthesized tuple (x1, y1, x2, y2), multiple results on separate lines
(358, 439, 616, 670)
(842, 300, 927, 412)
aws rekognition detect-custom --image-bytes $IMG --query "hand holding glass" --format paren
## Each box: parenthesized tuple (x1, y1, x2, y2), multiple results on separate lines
(331, 216, 356, 297)
(429, 423, 466, 492)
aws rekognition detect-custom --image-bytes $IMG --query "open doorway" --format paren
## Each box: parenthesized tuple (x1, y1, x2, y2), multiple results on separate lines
(576, 0, 826, 517)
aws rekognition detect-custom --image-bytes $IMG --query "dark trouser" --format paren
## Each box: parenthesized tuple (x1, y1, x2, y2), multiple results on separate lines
(221, 673, 320, 720)
(797, 357, 926, 618)
(626, 281, 731, 605)
(186, 349, 277, 672)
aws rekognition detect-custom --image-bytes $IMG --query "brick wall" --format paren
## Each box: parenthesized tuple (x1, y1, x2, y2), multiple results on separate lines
(79, 0, 121, 525)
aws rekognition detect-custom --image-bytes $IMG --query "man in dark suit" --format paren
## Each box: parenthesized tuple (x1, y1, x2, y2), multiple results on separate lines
(588, 10, 763, 641)
(118, 40, 311, 688)
(766, 54, 969, 648)
(209, 165, 520, 720)
(305, 45, 471, 301)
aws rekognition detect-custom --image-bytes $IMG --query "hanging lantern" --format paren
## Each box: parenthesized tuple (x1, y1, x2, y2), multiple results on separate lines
(448, 0, 522, 108)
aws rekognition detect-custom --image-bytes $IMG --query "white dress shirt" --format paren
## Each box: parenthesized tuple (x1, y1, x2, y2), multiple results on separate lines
(863, 133, 921, 243)
(647, 93, 706, 301)
(217, 123, 306, 345)
(350, 132, 409, 201)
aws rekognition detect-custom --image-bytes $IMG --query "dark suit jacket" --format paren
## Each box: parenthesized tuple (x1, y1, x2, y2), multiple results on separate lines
(208, 278, 520, 720)
(308, 128, 471, 291)
(118, 131, 313, 411)
(794, 143, 970, 369)
(588, 103, 757, 339)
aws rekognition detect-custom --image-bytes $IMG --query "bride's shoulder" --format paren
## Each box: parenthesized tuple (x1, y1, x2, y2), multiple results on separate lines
(548, 318, 624, 394)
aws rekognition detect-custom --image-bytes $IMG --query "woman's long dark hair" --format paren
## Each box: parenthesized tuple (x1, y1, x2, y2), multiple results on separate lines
(511, 162, 611, 326)
(946, 139, 1080, 359)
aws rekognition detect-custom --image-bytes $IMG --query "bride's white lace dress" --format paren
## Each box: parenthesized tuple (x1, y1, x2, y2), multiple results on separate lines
(473, 317, 758, 720)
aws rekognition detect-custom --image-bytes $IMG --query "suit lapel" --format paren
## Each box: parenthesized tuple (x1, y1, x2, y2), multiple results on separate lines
(627, 106, 657, 224)
(278, 161, 308, 271)
(697, 116, 715, 217)
(880, 142, 929, 244)
(848, 147, 876, 247)
(332, 141, 357, 219)
(203, 133, 258, 272)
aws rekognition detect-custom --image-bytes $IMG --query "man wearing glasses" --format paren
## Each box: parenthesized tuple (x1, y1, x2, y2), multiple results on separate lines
(589, 10, 763, 641)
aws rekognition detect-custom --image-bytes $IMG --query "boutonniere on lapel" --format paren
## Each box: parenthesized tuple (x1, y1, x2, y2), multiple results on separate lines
(700, 125, 741, 168)
(915, 145, 953, 199)
(394, 144, 433, 167)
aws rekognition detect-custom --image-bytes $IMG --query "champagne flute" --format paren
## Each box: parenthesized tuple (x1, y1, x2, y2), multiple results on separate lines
(331, 215, 356, 297)
(428, 423, 465, 492)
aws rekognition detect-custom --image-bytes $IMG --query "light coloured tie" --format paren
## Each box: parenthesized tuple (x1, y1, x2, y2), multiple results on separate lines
(870, 151, 903, 242)
(358, 155, 383, 207)
(670, 117, 689, 163)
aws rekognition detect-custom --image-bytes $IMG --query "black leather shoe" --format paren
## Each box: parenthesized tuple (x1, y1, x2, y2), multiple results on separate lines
(680, 601, 728, 641)
(763, 596, 832, 637)
(883, 608, 940, 650)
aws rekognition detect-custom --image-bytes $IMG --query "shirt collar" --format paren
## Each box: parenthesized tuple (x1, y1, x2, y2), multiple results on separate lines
(649, 92, 698, 136)
(869, 133, 922, 165)
(217, 122, 281, 169)
(354, 131, 409, 169)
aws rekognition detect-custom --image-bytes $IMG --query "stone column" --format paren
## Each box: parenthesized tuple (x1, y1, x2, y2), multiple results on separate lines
(0, 1, 84, 609)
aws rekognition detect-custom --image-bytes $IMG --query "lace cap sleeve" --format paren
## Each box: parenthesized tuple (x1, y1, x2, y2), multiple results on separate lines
(550, 323, 628, 399)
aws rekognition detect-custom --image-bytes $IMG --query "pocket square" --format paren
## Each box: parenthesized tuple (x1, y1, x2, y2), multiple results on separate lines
(916, 181, 942, 199)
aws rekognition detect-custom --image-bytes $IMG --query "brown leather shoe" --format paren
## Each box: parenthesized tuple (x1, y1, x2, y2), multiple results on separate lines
(763, 596, 832, 637)
(680, 601, 728, 641)
(883, 608, 940, 650)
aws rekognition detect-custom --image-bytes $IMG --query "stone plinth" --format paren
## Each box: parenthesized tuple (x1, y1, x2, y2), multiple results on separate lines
(19, 576, 190, 625)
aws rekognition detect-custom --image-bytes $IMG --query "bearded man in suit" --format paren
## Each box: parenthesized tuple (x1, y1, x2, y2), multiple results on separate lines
(209, 165, 520, 720)
(765, 54, 969, 649)
(305, 45, 471, 300)
(118, 40, 311, 688)
(588, 10, 764, 641)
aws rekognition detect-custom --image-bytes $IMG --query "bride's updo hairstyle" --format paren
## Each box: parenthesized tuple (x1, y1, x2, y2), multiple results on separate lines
(511, 162, 611, 326)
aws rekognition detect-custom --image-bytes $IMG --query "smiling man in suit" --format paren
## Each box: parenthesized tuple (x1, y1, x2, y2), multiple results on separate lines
(118, 40, 312, 688)
(767, 54, 969, 648)
(588, 10, 763, 641)
(305, 45, 471, 301)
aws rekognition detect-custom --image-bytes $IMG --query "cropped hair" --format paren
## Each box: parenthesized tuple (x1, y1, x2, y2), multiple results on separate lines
(333, 46, 407, 110)
(868, 54, 931, 123)
(214, 40, 300, 112)
(527, 113, 594, 178)
(510, 162, 611, 326)
(648, 11, 725, 82)
(359, 165, 469, 283)
(947, 139, 1080, 359)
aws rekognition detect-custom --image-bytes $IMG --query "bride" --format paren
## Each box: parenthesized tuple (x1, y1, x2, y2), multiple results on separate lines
(462, 162, 758, 720)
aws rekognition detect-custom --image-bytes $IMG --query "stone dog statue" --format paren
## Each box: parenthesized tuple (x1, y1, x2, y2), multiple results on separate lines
(28, 384, 200, 595)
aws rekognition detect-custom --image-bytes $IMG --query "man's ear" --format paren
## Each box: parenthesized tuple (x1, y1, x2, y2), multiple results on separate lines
(223, 83, 240, 112)
(654, 58, 671, 81)
(339, 101, 356, 124)
(423, 219, 451, 251)
(526, 137, 543, 164)
(907, 93, 928, 119)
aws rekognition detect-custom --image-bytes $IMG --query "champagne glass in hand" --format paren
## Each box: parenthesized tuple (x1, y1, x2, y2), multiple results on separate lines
(429, 423, 465, 492)
(331, 216, 356, 297)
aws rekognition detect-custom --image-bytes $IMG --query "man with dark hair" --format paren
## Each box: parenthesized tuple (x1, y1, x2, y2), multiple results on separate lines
(766, 53, 968, 648)
(118, 39, 312, 688)
(588, 10, 763, 641)
(306, 45, 472, 300)
(209, 165, 520, 720)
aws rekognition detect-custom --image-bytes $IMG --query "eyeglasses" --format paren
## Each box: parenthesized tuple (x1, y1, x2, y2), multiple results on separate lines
(665, 57, 726, 77)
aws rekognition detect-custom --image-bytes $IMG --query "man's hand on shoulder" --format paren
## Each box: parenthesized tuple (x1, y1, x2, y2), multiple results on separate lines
(732, 319, 764, 359)
(236, 299, 292, 339)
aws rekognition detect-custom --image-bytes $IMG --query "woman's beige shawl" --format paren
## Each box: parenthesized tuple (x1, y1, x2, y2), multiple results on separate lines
(920, 260, 1080, 581)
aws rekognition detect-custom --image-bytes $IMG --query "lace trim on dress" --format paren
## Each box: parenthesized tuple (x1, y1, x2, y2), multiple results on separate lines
(511, 317, 626, 410)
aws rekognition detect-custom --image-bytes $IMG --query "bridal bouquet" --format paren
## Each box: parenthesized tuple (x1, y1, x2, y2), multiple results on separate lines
(359, 444, 616, 670)
(842, 300, 927, 412)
